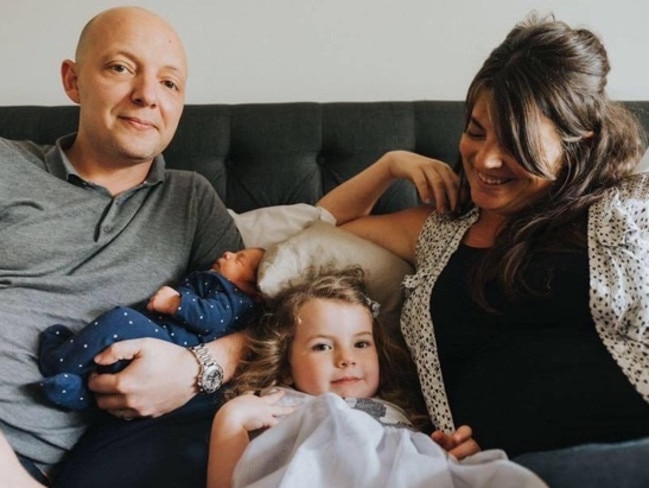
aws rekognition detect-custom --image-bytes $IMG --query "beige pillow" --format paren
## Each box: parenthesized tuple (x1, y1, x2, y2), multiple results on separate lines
(228, 204, 336, 249)
(258, 221, 414, 332)
(635, 149, 649, 174)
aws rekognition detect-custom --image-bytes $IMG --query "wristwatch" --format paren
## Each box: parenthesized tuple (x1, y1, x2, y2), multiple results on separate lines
(188, 343, 224, 394)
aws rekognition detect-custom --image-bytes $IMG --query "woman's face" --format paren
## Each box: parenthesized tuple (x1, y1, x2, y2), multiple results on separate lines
(459, 90, 563, 218)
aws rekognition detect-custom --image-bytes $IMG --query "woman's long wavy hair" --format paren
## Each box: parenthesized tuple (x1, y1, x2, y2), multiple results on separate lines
(225, 266, 429, 430)
(455, 14, 646, 308)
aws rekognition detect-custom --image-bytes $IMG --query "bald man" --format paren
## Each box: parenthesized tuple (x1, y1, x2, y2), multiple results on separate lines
(0, 7, 244, 487)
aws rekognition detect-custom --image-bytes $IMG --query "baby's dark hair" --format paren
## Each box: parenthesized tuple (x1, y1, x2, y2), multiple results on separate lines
(226, 265, 430, 430)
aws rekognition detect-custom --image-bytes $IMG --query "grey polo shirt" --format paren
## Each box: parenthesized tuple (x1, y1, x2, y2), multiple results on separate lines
(0, 135, 242, 470)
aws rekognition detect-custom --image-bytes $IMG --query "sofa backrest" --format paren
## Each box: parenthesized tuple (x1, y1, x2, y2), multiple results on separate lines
(1, 101, 648, 214)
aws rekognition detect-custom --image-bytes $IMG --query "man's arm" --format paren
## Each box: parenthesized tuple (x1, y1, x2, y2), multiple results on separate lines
(89, 332, 247, 418)
(87, 173, 244, 418)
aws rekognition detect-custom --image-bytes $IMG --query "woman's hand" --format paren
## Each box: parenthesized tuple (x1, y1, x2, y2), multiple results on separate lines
(383, 150, 459, 213)
(317, 149, 458, 228)
(431, 424, 480, 460)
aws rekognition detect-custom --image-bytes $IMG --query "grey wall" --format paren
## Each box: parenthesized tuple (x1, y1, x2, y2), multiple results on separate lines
(1, 0, 646, 105)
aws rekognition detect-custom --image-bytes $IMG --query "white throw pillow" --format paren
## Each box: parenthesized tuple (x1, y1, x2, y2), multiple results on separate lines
(228, 204, 336, 249)
(258, 221, 414, 332)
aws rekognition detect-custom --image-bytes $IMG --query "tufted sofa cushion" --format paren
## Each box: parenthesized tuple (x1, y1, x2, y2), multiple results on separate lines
(0, 101, 647, 213)
(0, 102, 466, 213)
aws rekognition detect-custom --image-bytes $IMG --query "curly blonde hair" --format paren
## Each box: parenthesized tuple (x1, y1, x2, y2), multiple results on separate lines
(225, 266, 430, 430)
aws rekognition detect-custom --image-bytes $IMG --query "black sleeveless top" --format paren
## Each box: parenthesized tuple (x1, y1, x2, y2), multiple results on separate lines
(430, 244, 649, 457)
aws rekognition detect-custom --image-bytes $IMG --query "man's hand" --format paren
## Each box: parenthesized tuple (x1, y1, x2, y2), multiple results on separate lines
(89, 338, 197, 419)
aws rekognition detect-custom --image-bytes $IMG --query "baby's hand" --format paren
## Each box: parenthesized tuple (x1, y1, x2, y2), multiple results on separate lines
(431, 424, 480, 460)
(147, 286, 181, 315)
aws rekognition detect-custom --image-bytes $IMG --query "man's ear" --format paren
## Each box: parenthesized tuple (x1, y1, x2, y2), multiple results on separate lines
(61, 59, 81, 104)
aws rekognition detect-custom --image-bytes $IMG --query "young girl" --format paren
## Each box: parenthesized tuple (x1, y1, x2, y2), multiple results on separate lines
(207, 267, 547, 488)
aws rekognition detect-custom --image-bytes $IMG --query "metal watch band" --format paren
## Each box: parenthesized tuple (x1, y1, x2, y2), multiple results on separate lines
(189, 343, 223, 394)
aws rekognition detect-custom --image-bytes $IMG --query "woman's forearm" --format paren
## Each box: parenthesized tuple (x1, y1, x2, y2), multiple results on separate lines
(317, 154, 395, 225)
(318, 150, 458, 223)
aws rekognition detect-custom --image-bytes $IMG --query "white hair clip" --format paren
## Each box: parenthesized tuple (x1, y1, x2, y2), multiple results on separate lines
(364, 295, 381, 318)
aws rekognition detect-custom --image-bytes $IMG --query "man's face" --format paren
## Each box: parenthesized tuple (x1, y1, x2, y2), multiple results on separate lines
(64, 8, 187, 167)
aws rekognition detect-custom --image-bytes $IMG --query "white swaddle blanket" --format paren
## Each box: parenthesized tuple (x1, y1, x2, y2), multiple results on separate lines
(232, 390, 547, 488)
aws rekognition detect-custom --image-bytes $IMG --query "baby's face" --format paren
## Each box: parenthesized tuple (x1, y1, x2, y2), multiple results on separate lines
(212, 248, 264, 293)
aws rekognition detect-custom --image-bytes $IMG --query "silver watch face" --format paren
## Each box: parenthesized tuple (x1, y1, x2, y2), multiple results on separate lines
(200, 364, 223, 394)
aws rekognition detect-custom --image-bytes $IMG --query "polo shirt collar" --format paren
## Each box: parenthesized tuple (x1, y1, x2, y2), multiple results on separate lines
(45, 133, 166, 188)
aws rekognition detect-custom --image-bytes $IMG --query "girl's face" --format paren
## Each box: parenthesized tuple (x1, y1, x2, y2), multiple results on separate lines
(288, 298, 380, 399)
(459, 90, 563, 219)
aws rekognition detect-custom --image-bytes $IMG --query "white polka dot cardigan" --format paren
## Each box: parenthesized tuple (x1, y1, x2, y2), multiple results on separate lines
(401, 173, 649, 433)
